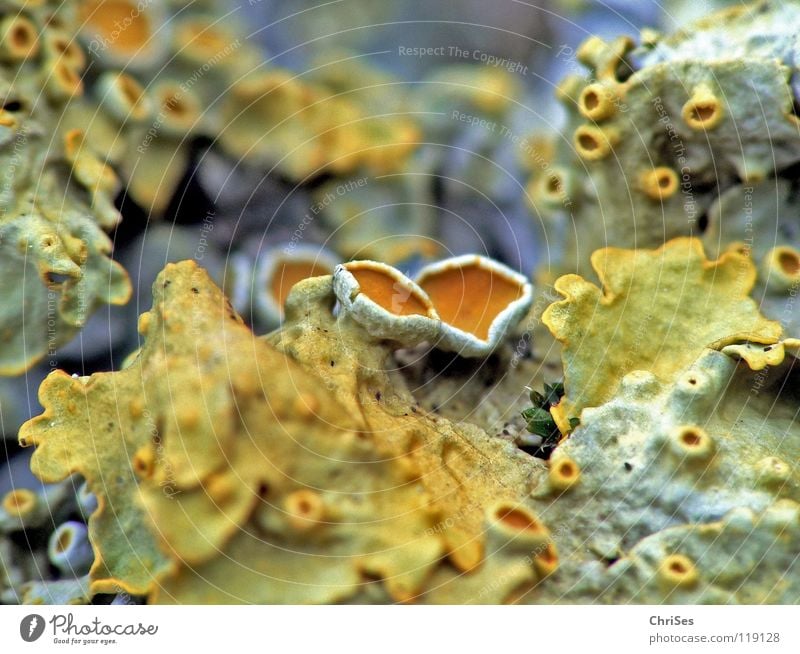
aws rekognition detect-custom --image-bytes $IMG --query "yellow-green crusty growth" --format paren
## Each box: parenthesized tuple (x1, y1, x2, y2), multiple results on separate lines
(20, 261, 550, 603)
(69, 1, 264, 215)
(218, 69, 419, 183)
(69, 2, 421, 215)
(0, 0, 131, 375)
(531, 0, 800, 284)
(0, 0, 423, 375)
(605, 500, 800, 603)
(543, 237, 782, 432)
(17, 240, 800, 603)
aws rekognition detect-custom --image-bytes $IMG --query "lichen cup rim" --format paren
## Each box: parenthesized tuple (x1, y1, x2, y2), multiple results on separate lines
(254, 244, 340, 327)
(415, 253, 534, 358)
(332, 259, 441, 347)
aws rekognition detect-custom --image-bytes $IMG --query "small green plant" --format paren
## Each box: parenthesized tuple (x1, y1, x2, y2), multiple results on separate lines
(521, 382, 578, 459)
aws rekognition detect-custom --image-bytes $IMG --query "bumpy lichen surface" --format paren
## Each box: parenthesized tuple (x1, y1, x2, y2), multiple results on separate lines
(17, 241, 800, 603)
(20, 261, 552, 603)
(8, 0, 800, 607)
(0, 0, 131, 375)
(73, 1, 421, 215)
(533, 342, 800, 602)
(531, 0, 800, 335)
(73, 0, 262, 214)
(703, 181, 800, 335)
(0, 479, 79, 604)
(543, 237, 782, 431)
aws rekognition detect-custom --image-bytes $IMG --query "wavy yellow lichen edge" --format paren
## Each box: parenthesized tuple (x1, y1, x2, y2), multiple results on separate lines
(18, 371, 171, 597)
(23, 261, 526, 604)
(717, 338, 800, 371)
(17, 260, 266, 597)
(542, 237, 783, 434)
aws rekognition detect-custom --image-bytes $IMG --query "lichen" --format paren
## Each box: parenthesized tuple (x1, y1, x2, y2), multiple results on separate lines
(1, 479, 75, 604)
(542, 237, 782, 431)
(0, 0, 131, 374)
(522, 338, 800, 602)
(20, 261, 548, 603)
(17, 575, 91, 605)
(218, 68, 419, 185)
(7, 0, 800, 608)
(17, 241, 800, 603)
(701, 180, 800, 334)
(311, 175, 438, 264)
(532, 0, 800, 289)
(333, 255, 534, 358)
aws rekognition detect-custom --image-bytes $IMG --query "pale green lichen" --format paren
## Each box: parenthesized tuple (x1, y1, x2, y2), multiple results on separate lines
(520, 339, 800, 602)
(0, 0, 131, 374)
(532, 0, 800, 293)
(8, 0, 800, 607)
(312, 175, 439, 264)
(20, 239, 800, 603)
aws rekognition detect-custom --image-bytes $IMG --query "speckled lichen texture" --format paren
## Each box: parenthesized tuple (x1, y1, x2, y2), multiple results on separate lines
(16, 262, 552, 603)
(16, 247, 800, 603)
(71, 0, 421, 218)
(0, 0, 131, 374)
(6, 0, 800, 606)
(530, 0, 800, 336)
(0, 0, 427, 378)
